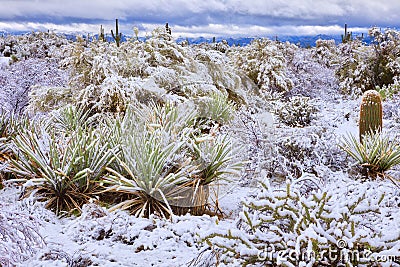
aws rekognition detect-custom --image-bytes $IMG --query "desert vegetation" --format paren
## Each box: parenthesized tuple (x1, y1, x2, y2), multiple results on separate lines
(0, 25, 399, 266)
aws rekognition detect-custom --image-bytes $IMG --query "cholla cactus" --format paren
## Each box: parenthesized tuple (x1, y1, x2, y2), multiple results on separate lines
(200, 179, 400, 266)
(359, 90, 383, 142)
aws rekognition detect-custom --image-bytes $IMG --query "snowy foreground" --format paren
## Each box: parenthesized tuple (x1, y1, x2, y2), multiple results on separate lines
(1, 95, 399, 267)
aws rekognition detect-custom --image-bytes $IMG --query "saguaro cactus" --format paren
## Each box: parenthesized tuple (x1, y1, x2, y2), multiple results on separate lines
(359, 90, 383, 142)
(111, 19, 122, 47)
(165, 22, 171, 35)
(341, 23, 352, 43)
(99, 25, 106, 42)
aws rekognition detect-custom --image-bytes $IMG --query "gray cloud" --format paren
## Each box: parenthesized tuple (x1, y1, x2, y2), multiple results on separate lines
(0, 0, 399, 36)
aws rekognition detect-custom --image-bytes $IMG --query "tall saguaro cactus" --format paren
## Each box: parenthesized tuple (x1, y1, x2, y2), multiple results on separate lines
(111, 19, 122, 47)
(341, 23, 352, 43)
(359, 90, 383, 142)
(99, 25, 106, 42)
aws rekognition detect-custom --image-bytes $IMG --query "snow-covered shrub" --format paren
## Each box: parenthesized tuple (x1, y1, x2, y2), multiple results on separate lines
(287, 46, 339, 99)
(312, 39, 340, 67)
(56, 29, 246, 115)
(276, 96, 317, 127)
(0, 31, 69, 60)
(0, 58, 68, 113)
(27, 86, 73, 113)
(337, 27, 400, 95)
(377, 77, 400, 100)
(0, 207, 45, 266)
(249, 124, 348, 182)
(200, 179, 400, 266)
(228, 39, 293, 96)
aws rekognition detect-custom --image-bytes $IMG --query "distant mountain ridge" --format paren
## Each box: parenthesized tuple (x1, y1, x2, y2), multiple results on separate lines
(0, 30, 373, 47)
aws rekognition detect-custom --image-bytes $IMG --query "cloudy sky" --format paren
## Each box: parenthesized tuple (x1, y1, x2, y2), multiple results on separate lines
(0, 0, 399, 37)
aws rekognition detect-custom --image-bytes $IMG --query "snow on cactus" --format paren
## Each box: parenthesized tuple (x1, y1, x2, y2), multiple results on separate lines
(200, 177, 400, 266)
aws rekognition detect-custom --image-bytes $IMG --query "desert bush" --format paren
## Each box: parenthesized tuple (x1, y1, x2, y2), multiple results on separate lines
(0, 58, 68, 113)
(337, 27, 400, 95)
(286, 46, 339, 99)
(27, 86, 73, 113)
(276, 96, 317, 127)
(312, 39, 340, 67)
(0, 207, 45, 266)
(228, 39, 293, 95)
(0, 31, 69, 60)
(54, 28, 246, 115)
(377, 77, 400, 100)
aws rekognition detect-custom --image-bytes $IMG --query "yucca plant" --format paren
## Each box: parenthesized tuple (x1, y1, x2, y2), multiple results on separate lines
(0, 112, 31, 186)
(179, 134, 243, 215)
(339, 131, 400, 179)
(102, 130, 189, 218)
(196, 91, 235, 127)
(101, 102, 243, 217)
(0, 112, 30, 161)
(141, 102, 197, 137)
(50, 104, 93, 134)
(9, 126, 115, 215)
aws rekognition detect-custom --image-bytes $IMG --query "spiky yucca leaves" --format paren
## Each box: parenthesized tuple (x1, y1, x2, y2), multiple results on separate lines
(9, 127, 115, 215)
(102, 103, 194, 218)
(50, 104, 93, 134)
(340, 131, 400, 179)
(103, 131, 188, 218)
(197, 92, 235, 125)
(181, 134, 242, 215)
(101, 103, 242, 217)
(0, 112, 31, 186)
(0, 112, 30, 160)
(359, 90, 383, 143)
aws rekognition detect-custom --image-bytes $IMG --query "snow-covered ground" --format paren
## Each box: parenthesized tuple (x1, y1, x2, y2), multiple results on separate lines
(0, 57, 10, 68)
(1, 93, 399, 267)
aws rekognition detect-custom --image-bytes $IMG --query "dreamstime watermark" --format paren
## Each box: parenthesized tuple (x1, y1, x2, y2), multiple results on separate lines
(257, 240, 400, 264)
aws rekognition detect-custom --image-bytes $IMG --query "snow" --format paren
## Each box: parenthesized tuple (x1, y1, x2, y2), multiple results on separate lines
(0, 30, 400, 267)
(0, 57, 10, 68)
